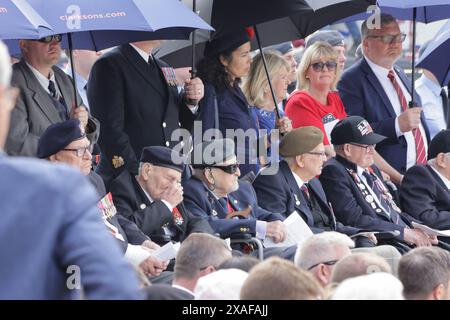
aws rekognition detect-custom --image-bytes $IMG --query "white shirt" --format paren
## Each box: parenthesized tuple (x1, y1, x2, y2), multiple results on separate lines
(130, 44, 198, 113)
(292, 171, 306, 190)
(365, 56, 428, 170)
(138, 180, 173, 211)
(26, 61, 62, 98)
(430, 165, 450, 190)
(416, 74, 447, 139)
(64, 66, 89, 110)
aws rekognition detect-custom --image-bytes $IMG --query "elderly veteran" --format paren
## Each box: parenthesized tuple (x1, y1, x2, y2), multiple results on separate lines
(254, 126, 377, 247)
(400, 130, 450, 232)
(183, 138, 296, 260)
(320, 116, 438, 253)
(37, 120, 170, 279)
(109, 146, 214, 244)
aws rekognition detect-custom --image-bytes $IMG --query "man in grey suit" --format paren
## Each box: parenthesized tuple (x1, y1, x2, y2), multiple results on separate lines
(5, 34, 98, 157)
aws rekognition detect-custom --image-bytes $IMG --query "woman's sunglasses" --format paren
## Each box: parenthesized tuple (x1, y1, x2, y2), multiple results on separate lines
(310, 61, 337, 72)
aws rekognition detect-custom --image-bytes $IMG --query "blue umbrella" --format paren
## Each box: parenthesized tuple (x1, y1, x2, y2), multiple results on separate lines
(0, 0, 52, 39)
(27, 0, 213, 50)
(416, 20, 450, 87)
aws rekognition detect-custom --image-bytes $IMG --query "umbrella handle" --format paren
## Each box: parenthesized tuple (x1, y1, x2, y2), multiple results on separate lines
(409, 7, 417, 108)
(186, 0, 198, 106)
(67, 33, 79, 109)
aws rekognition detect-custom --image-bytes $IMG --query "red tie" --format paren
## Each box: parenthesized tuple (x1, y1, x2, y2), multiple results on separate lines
(387, 70, 427, 165)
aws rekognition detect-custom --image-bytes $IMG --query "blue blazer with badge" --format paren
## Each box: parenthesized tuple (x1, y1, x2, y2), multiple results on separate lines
(253, 160, 360, 236)
(198, 83, 260, 177)
(320, 155, 416, 242)
(338, 58, 430, 174)
(183, 177, 283, 238)
(400, 165, 450, 230)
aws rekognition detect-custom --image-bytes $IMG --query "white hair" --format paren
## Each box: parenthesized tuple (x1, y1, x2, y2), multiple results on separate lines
(331, 272, 404, 300)
(0, 41, 12, 87)
(295, 231, 354, 270)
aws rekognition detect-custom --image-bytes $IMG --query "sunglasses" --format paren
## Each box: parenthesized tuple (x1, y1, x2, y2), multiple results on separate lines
(212, 163, 240, 174)
(37, 34, 63, 44)
(310, 61, 337, 72)
(367, 33, 406, 44)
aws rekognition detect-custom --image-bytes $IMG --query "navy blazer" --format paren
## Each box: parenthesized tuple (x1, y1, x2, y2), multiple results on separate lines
(183, 178, 283, 238)
(320, 156, 415, 241)
(338, 57, 430, 173)
(253, 160, 360, 236)
(87, 172, 148, 252)
(198, 83, 260, 177)
(88, 44, 194, 182)
(400, 165, 450, 230)
(109, 170, 214, 242)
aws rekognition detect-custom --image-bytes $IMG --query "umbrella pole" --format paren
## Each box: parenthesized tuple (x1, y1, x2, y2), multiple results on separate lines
(253, 25, 281, 121)
(186, 0, 198, 106)
(409, 7, 417, 108)
(67, 33, 79, 108)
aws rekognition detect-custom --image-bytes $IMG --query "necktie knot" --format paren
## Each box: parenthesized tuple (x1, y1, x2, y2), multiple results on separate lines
(301, 184, 310, 200)
(387, 70, 395, 82)
(48, 80, 57, 98)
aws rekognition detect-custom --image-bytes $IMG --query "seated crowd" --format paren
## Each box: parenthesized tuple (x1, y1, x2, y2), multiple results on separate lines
(1, 12, 450, 300)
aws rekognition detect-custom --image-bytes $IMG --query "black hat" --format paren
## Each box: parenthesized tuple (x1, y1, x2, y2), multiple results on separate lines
(191, 138, 236, 167)
(428, 129, 450, 160)
(140, 146, 185, 173)
(204, 30, 250, 58)
(305, 30, 345, 48)
(37, 119, 85, 159)
(331, 116, 386, 145)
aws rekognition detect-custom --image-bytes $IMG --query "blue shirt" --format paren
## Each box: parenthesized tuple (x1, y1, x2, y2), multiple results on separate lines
(253, 107, 286, 161)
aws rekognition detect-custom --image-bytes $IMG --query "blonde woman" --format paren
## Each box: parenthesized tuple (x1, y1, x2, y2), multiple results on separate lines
(243, 50, 292, 135)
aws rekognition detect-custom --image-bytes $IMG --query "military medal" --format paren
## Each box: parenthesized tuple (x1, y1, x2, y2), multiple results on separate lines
(161, 67, 178, 87)
(172, 207, 184, 226)
(211, 210, 218, 217)
(112, 155, 124, 168)
(365, 195, 374, 203)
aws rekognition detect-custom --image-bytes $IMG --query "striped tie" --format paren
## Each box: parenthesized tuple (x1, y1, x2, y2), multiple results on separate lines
(387, 70, 427, 164)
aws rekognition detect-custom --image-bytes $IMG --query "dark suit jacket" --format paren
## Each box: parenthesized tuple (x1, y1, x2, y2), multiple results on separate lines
(109, 170, 213, 242)
(87, 171, 148, 252)
(320, 155, 415, 241)
(183, 178, 283, 238)
(253, 161, 360, 236)
(88, 44, 195, 182)
(146, 284, 194, 300)
(338, 57, 430, 173)
(400, 165, 450, 230)
(6, 59, 98, 156)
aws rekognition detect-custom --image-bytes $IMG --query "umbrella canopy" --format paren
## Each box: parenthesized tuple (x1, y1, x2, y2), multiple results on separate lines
(156, 0, 375, 68)
(416, 20, 450, 87)
(27, 0, 214, 51)
(0, 0, 53, 39)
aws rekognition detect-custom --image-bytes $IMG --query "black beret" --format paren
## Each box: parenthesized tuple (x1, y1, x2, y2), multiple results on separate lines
(204, 30, 250, 58)
(37, 119, 85, 159)
(331, 116, 386, 146)
(306, 30, 345, 48)
(428, 129, 450, 160)
(140, 146, 185, 173)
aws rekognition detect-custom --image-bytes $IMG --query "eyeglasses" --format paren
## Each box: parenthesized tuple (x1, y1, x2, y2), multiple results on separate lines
(310, 61, 337, 72)
(212, 163, 240, 174)
(367, 33, 406, 44)
(37, 34, 63, 44)
(307, 259, 338, 271)
(62, 146, 91, 157)
(306, 151, 327, 158)
(349, 143, 376, 153)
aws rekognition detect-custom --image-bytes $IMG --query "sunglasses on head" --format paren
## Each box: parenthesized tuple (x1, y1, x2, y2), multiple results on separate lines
(37, 34, 63, 44)
(310, 61, 337, 72)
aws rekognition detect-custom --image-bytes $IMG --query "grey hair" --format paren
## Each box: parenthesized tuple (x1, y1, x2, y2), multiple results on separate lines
(295, 231, 354, 270)
(361, 13, 397, 38)
(399, 247, 450, 300)
(0, 41, 12, 87)
(174, 233, 231, 280)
